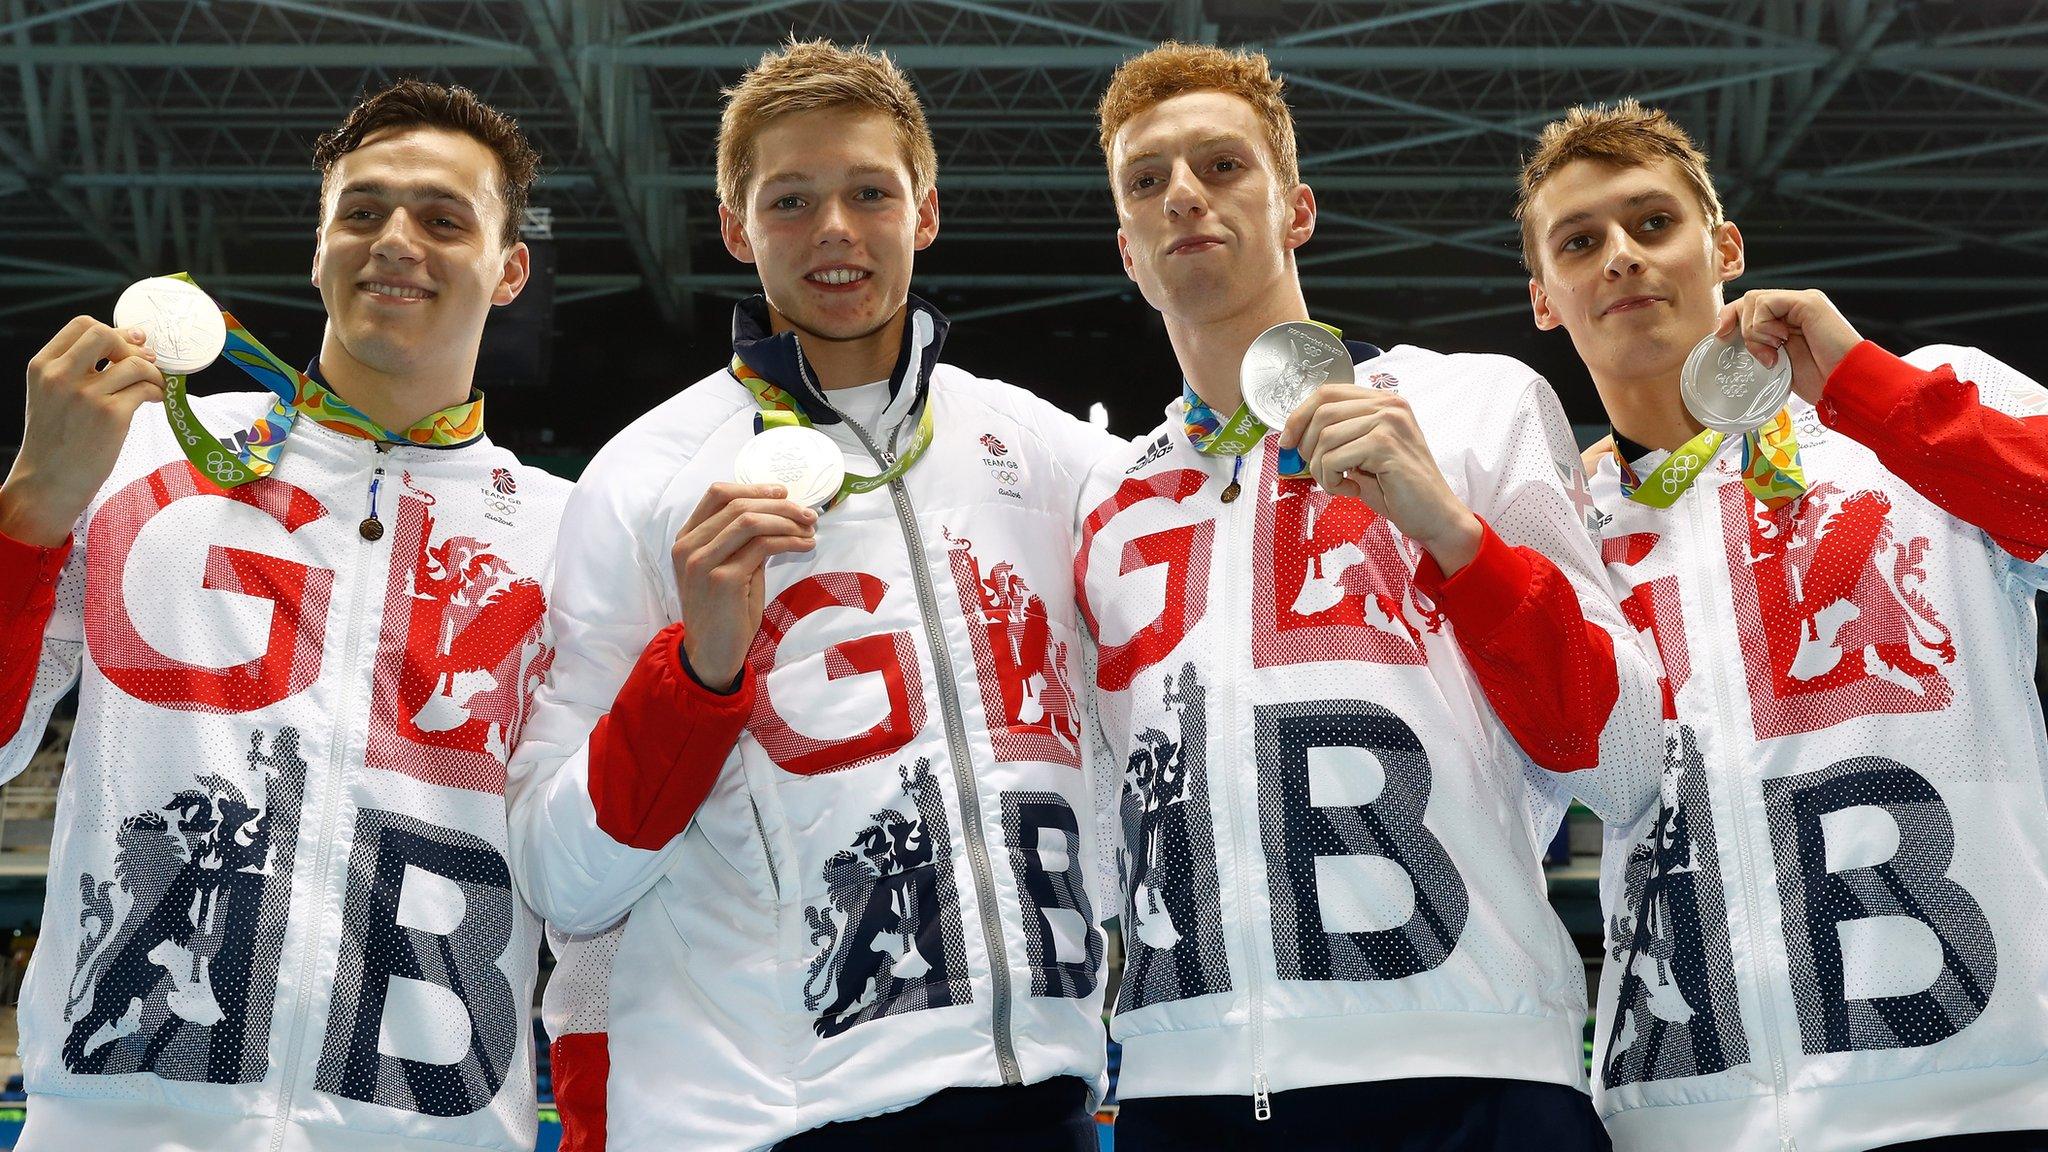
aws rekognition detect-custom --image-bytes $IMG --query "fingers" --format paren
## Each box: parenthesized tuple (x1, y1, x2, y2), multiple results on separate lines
(97, 357, 168, 407)
(682, 481, 793, 533)
(28, 315, 101, 371)
(44, 321, 159, 395)
(1713, 300, 1743, 341)
(1286, 384, 1401, 461)
(674, 497, 817, 588)
(1311, 421, 1392, 493)
(1278, 382, 1377, 449)
(1739, 293, 1796, 368)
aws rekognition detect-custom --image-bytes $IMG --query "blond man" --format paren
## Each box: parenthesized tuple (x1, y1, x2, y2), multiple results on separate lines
(1521, 99, 2048, 1152)
(1076, 43, 1661, 1150)
(507, 39, 1119, 1151)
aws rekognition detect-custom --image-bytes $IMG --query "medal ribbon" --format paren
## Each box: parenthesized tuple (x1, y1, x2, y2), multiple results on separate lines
(729, 354, 935, 504)
(1619, 408, 1807, 510)
(1178, 320, 1347, 478)
(158, 272, 485, 488)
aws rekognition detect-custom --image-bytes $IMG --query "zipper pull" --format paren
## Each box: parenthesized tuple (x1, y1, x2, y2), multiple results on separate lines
(1252, 1073, 1271, 1121)
(359, 465, 387, 541)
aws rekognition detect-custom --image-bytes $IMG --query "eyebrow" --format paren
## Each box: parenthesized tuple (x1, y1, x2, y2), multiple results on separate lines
(337, 181, 477, 212)
(1121, 133, 1255, 169)
(757, 164, 905, 190)
(1543, 190, 1681, 240)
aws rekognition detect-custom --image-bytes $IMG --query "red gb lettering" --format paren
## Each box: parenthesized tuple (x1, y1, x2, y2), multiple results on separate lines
(86, 463, 334, 712)
(1604, 531, 1689, 702)
(1251, 472, 1433, 669)
(1076, 470, 1214, 692)
(365, 490, 550, 795)
(746, 572, 926, 776)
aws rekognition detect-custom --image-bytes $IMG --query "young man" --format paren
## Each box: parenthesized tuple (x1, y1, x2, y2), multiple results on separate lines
(1522, 99, 2048, 1152)
(506, 40, 1120, 1151)
(0, 82, 568, 1150)
(1077, 43, 1662, 1150)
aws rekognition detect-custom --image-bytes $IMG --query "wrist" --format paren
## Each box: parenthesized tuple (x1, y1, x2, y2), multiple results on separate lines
(0, 478, 80, 548)
(678, 635, 743, 696)
(1417, 510, 1484, 576)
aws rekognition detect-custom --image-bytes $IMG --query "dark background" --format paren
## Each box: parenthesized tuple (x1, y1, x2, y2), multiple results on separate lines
(1, 0, 2045, 463)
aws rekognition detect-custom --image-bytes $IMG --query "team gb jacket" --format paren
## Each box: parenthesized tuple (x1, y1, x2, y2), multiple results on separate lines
(0, 389, 569, 1151)
(1075, 342, 1663, 1112)
(508, 297, 1123, 1151)
(1589, 343, 2048, 1152)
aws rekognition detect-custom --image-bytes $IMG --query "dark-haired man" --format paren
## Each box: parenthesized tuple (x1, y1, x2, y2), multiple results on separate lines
(0, 79, 570, 1150)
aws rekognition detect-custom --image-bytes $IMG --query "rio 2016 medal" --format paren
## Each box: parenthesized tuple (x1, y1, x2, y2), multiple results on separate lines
(734, 424, 845, 510)
(1681, 330, 1793, 437)
(1241, 320, 1353, 430)
(113, 276, 227, 376)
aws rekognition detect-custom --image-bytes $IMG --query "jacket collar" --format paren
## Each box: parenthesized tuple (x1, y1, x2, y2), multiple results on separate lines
(729, 293, 951, 429)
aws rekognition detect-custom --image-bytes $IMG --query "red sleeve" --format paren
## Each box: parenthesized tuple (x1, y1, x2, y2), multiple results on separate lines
(0, 529, 71, 746)
(1818, 340, 2048, 560)
(1413, 519, 1618, 772)
(587, 621, 755, 851)
(549, 1033, 608, 1152)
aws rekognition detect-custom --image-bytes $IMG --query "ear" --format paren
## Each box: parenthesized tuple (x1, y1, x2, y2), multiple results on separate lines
(1529, 276, 1563, 332)
(1116, 227, 1137, 283)
(912, 185, 940, 251)
(1714, 219, 1745, 284)
(1283, 182, 1316, 252)
(719, 204, 756, 265)
(490, 241, 531, 307)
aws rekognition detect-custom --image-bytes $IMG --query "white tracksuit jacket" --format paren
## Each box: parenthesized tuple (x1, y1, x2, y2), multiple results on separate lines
(1075, 343, 1664, 1110)
(0, 390, 568, 1150)
(1589, 343, 2048, 1152)
(507, 301, 1123, 1151)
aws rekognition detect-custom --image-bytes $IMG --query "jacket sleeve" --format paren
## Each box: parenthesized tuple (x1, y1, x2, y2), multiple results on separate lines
(506, 460, 750, 934)
(0, 526, 85, 785)
(1817, 342, 2048, 576)
(1418, 371, 1663, 826)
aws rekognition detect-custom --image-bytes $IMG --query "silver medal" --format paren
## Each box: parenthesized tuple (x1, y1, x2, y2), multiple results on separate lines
(734, 424, 845, 510)
(113, 276, 227, 376)
(1680, 331, 1793, 437)
(1241, 321, 1354, 429)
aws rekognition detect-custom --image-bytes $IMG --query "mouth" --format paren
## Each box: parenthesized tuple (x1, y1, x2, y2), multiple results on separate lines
(1602, 295, 1664, 316)
(805, 265, 872, 289)
(1166, 235, 1226, 256)
(359, 281, 435, 302)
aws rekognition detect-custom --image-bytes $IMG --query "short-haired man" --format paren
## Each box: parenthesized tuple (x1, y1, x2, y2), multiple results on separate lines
(0, 80, 568, 1150)
(1077, 43, 1662, 1150)
(1521, 98, 2048, 1152)
(508, 39, 1119, 1151)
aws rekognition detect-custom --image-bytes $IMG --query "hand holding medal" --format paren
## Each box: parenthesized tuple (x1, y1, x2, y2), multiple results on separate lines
(3, 310, 171, 547)
(1714, 287, 1864, 406)
(670, 481, 819, 693)
(1272, 332, 1483, 571)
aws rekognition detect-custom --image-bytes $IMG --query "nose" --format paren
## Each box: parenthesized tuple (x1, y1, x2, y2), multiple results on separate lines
(369, 208, 427, 264)
(1601, 225, 1644, 279)
(1163, 159, 1207, 221)
(814, 196, 856, 248)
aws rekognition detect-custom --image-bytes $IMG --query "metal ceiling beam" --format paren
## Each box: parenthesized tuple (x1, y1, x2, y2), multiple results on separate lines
(10, 42, 2048, 70)
(517, 0, 683, 327)
(21, 166, 2048, 194)
(1725, 0, 1898, 216)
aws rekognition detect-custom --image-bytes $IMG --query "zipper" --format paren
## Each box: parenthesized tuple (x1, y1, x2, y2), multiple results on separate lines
(1694, 481, 1794, 1152)
(1215, 455, 1270, 1118)
(269, 441, 389, 1152)
(800, 349, 1022, 1085)
(749, 795, 782, 897)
